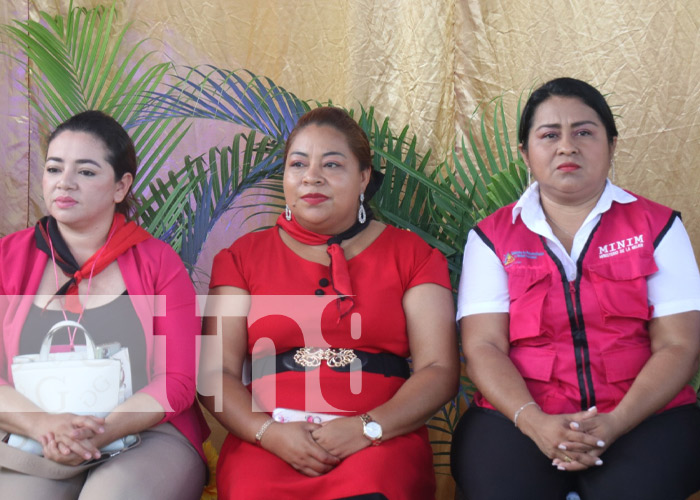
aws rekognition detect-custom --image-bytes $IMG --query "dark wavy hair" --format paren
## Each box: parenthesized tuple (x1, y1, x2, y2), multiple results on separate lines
(284, 107, 372, 171)
(284, 106, 384, 202)
(47, 110, 138, 218)
(519, 78, 618, 152)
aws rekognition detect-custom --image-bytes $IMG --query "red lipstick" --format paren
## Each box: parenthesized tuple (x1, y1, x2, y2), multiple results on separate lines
(301, 193, 329, 205)
(557, 162, 581, 172)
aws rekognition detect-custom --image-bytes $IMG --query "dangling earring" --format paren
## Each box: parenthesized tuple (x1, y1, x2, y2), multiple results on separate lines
(610, 159, 616, 183)
(285, 204, 292, 221)
(527, 168, 531, 187)
(358, 193, 366, 224)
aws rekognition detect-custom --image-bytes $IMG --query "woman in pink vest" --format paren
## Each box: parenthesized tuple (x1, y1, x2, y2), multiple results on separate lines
(451, 78, 700, 499)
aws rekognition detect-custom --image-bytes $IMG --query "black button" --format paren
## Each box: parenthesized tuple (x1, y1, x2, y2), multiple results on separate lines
(319, 278, 330, 287)
(339, 296, 346, 301)
(315, 289, 325, 296)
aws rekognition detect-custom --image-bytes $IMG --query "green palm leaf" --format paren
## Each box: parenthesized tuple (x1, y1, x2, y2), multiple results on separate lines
(140, 131, 285, 270)
(141, 66, 311, 141)
(1, 0, 189, 219)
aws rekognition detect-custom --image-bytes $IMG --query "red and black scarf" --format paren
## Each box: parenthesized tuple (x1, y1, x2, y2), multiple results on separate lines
(276, 212, 372, 318)
(35, 213, 151, 306)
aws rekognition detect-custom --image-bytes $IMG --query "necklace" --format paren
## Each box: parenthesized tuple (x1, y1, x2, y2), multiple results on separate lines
(545, 215, 576, 239)
(47, 225, 116, 348)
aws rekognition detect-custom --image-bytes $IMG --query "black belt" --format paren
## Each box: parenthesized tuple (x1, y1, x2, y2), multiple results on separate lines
(251, 347, 411, 382)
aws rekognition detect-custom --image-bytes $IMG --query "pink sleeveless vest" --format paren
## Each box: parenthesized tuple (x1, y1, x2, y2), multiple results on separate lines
(473, 193, 695, 414)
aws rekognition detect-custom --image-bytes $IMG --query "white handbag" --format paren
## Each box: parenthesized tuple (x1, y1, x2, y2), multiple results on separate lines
(9, 320, 138, 455)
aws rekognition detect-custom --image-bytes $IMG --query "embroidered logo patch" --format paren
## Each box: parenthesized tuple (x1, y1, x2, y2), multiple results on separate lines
(502, 250, 544, 267)
(598, 234, 644, 259)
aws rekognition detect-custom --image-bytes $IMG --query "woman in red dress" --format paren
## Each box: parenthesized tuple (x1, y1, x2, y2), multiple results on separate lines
(199, 107, 459, 499)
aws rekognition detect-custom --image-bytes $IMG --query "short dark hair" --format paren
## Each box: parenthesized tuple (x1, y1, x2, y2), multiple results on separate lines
(519, 78, 618, 151)
(47, 110, 138, 218)
(284, 107, 372, 171)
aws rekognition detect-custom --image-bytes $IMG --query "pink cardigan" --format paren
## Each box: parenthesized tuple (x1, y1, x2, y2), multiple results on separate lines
(0, 228, 209, 461)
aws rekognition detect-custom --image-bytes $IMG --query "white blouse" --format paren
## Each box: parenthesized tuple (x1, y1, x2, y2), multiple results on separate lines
(456, 181, 700, 320)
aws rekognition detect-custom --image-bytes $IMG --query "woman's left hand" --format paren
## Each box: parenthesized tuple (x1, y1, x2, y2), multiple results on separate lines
(310, 416, 370, 459)
(552, 408, 625, 471)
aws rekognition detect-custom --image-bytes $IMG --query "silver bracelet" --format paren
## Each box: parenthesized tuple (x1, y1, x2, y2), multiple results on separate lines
(513, 401, 540, 428)
(255, 418, 276, 446)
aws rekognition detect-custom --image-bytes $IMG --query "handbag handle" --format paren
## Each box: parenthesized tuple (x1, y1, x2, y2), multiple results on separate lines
(39, 320, 97, 361)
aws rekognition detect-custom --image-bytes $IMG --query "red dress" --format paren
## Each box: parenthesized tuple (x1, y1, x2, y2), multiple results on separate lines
(209, 224, 451, 500)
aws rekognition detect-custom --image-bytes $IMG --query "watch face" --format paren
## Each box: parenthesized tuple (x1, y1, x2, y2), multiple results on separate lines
(365, 421, 382, 439)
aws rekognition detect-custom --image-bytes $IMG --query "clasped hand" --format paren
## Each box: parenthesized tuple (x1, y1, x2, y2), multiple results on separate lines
(38, 413, 106, 465)
(260, 417, 371, 477)
(522, 406, 623, 471)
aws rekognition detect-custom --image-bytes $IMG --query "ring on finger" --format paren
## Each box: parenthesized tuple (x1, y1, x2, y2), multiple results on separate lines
(563, 455, 572, 463)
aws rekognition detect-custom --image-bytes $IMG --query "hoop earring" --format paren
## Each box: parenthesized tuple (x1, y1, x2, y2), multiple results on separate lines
(610, 159, 616, 183)
(358, 193, 366, 224)
(285, 204, 292, 221)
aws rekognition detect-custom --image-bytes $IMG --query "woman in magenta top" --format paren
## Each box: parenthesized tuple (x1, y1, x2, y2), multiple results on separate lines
(200, 107, 459, 499)
(451, 78, 700, 499)
(0, 111, 208, 499)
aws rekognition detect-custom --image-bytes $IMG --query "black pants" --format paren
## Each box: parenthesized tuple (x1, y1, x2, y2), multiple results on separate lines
(451, 404, 700, 500)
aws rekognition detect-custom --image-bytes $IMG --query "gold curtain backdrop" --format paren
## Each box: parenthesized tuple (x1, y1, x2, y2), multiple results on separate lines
(1, 1, 700, 497)
(2, 0, 700, 243)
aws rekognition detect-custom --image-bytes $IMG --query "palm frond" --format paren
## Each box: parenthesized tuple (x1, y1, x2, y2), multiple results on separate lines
(1, 1, 189, 216)
(140, 66, 312, 141)
(140, 131, 286, 269)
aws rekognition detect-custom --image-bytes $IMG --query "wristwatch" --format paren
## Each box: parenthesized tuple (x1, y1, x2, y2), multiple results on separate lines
(359, 413, 382, 446)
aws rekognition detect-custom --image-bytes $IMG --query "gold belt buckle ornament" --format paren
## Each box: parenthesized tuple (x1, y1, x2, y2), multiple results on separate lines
(293, 347, 357, 368)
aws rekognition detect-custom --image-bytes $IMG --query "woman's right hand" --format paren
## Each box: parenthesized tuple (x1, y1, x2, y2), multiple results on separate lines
(518, 406, 605, 469)
(459, 315, 605, 471)
(259, 421, 341, 476)
(200, 288, 340, 477)
(37, 413, 105, 462)
(40, 434, 93, 465)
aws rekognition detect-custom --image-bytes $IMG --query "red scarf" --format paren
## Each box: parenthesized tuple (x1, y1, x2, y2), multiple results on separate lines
(276, 213, 370, 318)
(35, 213, 151, 310)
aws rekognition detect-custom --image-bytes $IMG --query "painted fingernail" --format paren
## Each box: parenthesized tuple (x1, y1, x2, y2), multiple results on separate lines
(597, 440, 605, 447)
(588, 406, 597, 412)
(571, 421, 580, 429)
(596, 459, 603, 466)
(557, 465, 566, 471)
(558, 444, 567, 450)
(84, 453, 92, 459)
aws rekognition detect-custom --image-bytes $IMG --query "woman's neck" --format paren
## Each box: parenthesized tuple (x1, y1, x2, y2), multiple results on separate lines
(539, 187, 605, 253)
(55, 219, 112, 266)
(298, 218, 358, 237)
(539, 183, 605, 226)
(279, 220, 385, 264)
